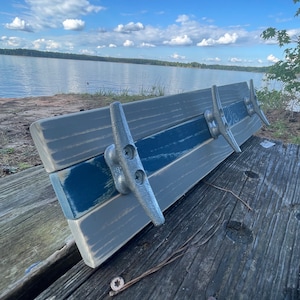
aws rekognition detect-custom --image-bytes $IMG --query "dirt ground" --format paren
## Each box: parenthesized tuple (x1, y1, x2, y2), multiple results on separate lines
(1, 95, 300, 177)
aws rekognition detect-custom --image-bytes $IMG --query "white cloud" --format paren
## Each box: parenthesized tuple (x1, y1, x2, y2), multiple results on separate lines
(8, 37, 22, 47)
(287, 28, 300, 41)
(0, 10, 270, 65)
(201, 17, 214, 23)
(171, 53, 186, 60)
(139, 42, 156, 48)
(164, 34, 193, 46)
(197, 33, 238, 46)
(27, 0, 104, 17)
(22, 0, 105, 30)
(63, 19, 85, 30)
(197, 38, 214, 46)
(205, 57, 221, 62)
(80, 49, 95, 55)
(123, 40, 134, 47)
(229, 57, 242, 63)
(115, 22, 144, 33)
(218, 33, 238, 44)
(33, 38, 60, 50)
(176, 14, 190, 24)
(267, 54, 279, 63)
(5, 17, 33, 32)
(1, 36, 22, 47)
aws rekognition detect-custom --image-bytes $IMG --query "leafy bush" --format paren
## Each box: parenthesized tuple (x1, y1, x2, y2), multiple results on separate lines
(256, 88, 291, 110)
(261, 0, 300, 93)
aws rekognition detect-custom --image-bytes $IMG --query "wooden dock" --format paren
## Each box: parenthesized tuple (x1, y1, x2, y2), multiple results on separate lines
(1, 136, 300, 299)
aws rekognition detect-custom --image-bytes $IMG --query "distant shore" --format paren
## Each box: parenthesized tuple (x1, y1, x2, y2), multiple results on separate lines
(0, 48, 270, 73)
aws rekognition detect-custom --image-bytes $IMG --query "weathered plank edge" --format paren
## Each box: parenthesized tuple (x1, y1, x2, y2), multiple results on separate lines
(0, 240, 81, 300)
(68, 115, 261, 268)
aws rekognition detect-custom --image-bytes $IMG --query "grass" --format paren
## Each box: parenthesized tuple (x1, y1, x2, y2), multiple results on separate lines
(271, 120, 288, 139)
(68, 85, 166, 106)
(18, 162, 33, 170)
(0, 147, 15, 154)
(256, 87, 300, 145)
(291, 136, 300, 144)
(1, 146, 34, 174)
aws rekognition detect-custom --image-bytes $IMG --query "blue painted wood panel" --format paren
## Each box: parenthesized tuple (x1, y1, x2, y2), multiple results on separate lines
(50, 100, 249, 219)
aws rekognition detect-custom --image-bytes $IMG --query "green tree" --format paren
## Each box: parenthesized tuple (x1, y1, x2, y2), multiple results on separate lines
(261, 0, 300, 92)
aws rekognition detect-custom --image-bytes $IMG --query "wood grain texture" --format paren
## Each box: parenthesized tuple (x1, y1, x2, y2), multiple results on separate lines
(30, 82, 251, 173)
(0, 166, 74, 296)
(35, 136, 300, 300)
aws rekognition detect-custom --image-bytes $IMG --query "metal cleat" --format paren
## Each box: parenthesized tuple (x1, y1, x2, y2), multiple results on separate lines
(104, 102, 165, 226)
(244, 79, 270, 126)
(204, 85, 242, 153)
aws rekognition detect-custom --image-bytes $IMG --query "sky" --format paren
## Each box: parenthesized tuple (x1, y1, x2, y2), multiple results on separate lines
(0, 0, 299, 66)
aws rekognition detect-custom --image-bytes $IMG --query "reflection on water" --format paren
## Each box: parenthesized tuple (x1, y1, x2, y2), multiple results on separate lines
(0, 54, 274, 98)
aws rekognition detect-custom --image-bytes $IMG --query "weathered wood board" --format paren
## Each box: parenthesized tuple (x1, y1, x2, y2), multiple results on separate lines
(35, 136, 300, 300)
(0, 166, 79, 298)
(30, 81, 264, 268)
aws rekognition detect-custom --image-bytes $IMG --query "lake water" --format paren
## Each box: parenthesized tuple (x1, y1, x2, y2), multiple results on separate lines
(0, 54, 273, 98)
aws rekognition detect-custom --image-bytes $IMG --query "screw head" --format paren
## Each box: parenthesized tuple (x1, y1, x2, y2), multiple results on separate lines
(123, 144, 135, 160)
(110, 276, 125, 291)
(135, 169, 145, 184)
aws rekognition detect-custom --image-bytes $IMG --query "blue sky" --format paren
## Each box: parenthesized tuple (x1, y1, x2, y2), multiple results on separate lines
(0, 0, 299, 66)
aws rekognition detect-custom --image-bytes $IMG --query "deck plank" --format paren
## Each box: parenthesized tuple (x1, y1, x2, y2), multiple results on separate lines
(35, 136, 300, 299)
(0, 166, 80, 298)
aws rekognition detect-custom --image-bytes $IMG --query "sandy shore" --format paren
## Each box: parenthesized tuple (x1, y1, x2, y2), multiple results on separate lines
(0, 94, 109, 177)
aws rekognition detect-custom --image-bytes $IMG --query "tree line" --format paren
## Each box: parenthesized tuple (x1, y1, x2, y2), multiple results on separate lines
(0, 48, 269, 73)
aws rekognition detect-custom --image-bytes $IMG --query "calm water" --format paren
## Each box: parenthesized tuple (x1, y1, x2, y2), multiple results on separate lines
(0, 54, 271, 98)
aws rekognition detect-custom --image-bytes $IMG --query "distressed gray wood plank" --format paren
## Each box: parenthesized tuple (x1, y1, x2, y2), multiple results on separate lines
(30, 82, 250, 172)
(0, 166, 76, 297)
(35, 137, 300, 300)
